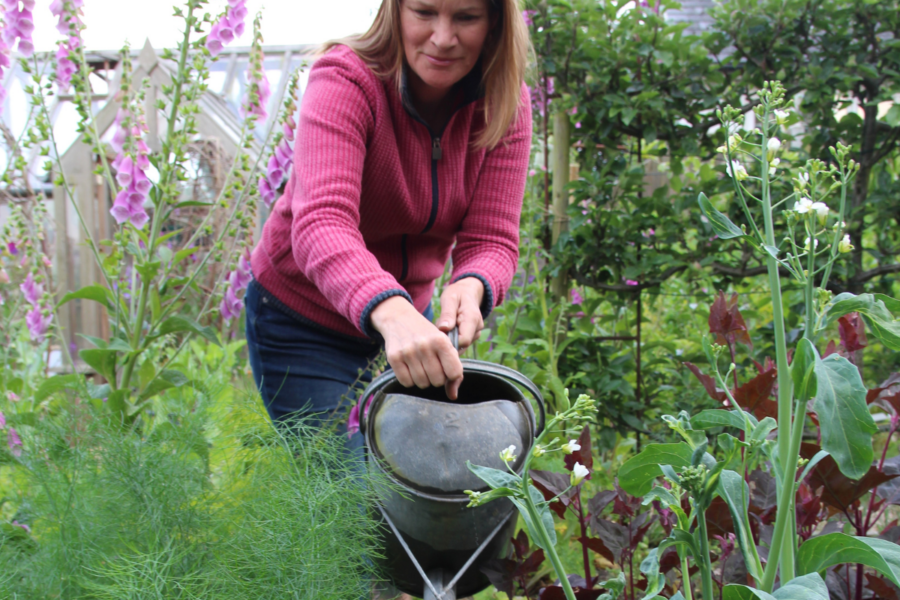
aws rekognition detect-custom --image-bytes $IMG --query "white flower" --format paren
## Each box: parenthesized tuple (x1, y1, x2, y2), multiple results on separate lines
(769, 158, 781, 177)
(804, 237, 819, 251)
(774, 109, 790, 125)
(562, 439, 582, 454)
(839, 234, 854, 254)
(533, 444, 546, 457)
(767, 138, 782, 152)
(810, 201, 830, 224)
(796, 172, 810, 190)
(571, 462, 590, 486)
(717, 133, 743, 155)
(500, 445, 517, 463)
(726, 160, 748, 181)
(794, 197, 814, 213)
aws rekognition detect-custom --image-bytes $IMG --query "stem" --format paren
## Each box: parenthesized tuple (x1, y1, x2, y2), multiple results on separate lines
(864, 424, 896, 531)
(577, 491, 593, 587)
(819, 163, 850, 296)
(522, 476, 576, 600)
(761, 400, 806, 592)
(680, 553, 694, 600)
(760, 113, 797, 582)
(697, 508, 715, 600)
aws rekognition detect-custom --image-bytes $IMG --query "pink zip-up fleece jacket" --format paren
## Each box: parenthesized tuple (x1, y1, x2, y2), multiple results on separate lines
(250, 45, 533, 339)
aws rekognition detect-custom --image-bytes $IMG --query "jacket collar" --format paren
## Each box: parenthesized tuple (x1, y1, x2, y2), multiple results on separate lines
(399, 60, 484, 128)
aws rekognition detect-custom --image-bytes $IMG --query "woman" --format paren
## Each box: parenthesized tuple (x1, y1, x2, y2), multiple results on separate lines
(245, 0, 532, 450)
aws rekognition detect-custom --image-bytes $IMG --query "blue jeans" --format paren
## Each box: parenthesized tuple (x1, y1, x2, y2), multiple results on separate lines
(245, 280, 433, 456)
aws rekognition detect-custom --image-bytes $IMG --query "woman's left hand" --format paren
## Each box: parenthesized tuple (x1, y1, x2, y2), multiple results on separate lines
(436, 278, 485, 352)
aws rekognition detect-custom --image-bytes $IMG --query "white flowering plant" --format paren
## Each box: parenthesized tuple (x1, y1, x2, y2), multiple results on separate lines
(616, 81, 900, 600)
(0, 0, 303, 429)
(465, 391, 598, 600)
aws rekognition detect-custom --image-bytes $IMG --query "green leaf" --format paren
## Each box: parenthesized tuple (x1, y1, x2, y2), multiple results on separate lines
(140, 369, 191, 401)
(692, 409, 758, 432)
(698, 192, 743, 240)
(772, 573, 830, 600)
(642, 486, 678, 507)
(718, 471, 763, 584)
(797, 534, 900, 588)
(79, 349, 117, 382)
(106, 338, 134, 353)
(639, 548, 666, 600)
(814, 354, 877, 479)
(34, 374, 82, 402)
(134, 260, 162, 282)
(58, 285, 112, 310)
(153, 316, 221, 346)
(749, 417, 777, 446)
(798, 450, 829, 484)
(467, 462, 521, 490)
(723, 585, 775, 600)
(825, 293, 900, 350)
(791, 338, 818, 402)
(618, 443, 694, 496)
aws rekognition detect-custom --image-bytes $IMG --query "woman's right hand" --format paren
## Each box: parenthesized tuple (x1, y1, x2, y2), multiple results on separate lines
(369, 296, 464, 400)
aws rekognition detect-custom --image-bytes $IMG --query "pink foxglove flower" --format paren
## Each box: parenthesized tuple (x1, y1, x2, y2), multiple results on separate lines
(6, 391, 18, 402)
(243, 65, 270, 120)
(206, 0, 247, 56)
(625, 279, 639, 286)
(7, 426, 22, 457)
(220, 285, 243, 322)
(109, 109, 151, 228)
(2, 0, 35, 57)
(570, 288, 583, 305)
(228, 250, 252, 291)
(50, 0, 84, 90)
(19, 273, 42, 305)
(6, 240, 17, 255)
(26, 305, 52, 343)
(0, 410, 5, 428)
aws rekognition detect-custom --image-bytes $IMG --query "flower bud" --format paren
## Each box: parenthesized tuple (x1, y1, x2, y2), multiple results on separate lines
(838, 234, 854, 254)
(767, 137, 782, 160)
(533, 444, 545, 457)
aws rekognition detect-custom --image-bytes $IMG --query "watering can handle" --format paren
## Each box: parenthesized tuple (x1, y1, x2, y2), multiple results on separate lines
(357, 329, 546, 437)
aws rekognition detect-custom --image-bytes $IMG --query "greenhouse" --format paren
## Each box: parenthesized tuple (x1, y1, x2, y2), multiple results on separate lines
(1, 0, 900, 599)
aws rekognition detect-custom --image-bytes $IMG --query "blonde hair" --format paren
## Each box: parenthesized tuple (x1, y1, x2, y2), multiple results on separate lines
(321, 0, 531, 149)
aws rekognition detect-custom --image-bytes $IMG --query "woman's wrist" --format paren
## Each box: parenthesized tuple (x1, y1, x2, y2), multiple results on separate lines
(369, 295, 416, 335)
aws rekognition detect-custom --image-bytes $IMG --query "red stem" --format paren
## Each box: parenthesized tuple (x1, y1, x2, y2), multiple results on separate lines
(864, 424, 896, 532)
(577, 490, 593, 587)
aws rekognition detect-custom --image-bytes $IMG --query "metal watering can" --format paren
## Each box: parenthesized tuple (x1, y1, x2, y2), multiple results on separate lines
(358, 332, 546, 600)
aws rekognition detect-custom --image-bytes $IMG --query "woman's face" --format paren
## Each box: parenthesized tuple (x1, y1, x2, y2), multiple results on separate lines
(399, 0, 493, 105)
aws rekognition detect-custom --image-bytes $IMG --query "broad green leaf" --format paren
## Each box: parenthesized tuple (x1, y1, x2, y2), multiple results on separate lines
(87, 381, 110, 400)
(58, 285, 113, 310)
(814, 354, 877, 479)
(692, 409, 758, 432)
(140, 369, 191, 401)
(791, 338, 818, 402)
(723, 585, 776, 600)
(698, 192, 744, 240)
(797, 534, 900, 588)
(153, 316, 221, 346)
(467, 462, 521, 490)
(825, 293, 900, 350)
(639, 548, 666, 600)
(798, 450, 829, 484)
(618, 443, 694, 496)
(106, 338, 134, 352)
(34, 374, 82, 402)
(529, 484, 556, 547)
(78, 334, 107, 349)
(718, 471, 763, 583)
(772, 573, 829, 600)
(79, 349, 117, 382)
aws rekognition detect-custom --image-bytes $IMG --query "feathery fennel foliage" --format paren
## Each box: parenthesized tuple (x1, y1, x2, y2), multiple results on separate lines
(0, 386, 381, 599)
